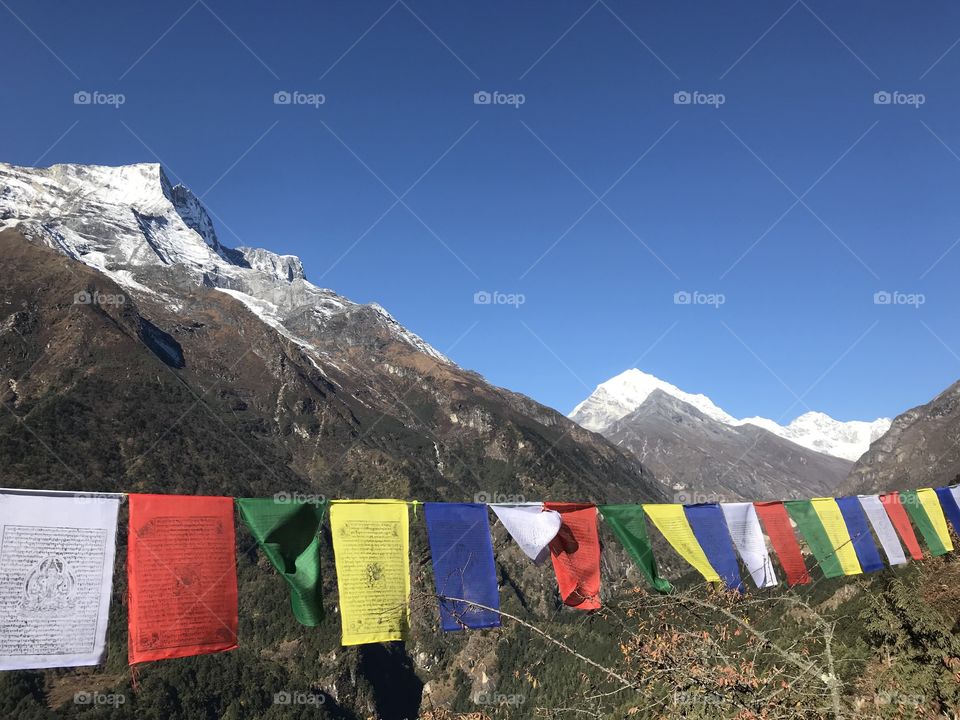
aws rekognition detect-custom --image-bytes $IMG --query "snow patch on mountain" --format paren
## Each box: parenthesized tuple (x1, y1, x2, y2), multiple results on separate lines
(570, 368, 891, 461)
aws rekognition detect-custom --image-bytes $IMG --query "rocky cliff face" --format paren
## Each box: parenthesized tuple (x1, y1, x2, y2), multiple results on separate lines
(841, 379, 960, 494)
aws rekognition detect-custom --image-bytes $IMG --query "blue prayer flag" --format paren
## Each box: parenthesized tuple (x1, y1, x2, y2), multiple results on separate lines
(424, 503, 501, 631)
(835, 496, 884, 573)
(684, 503, 742, 591)
(934, 487, 960, 538)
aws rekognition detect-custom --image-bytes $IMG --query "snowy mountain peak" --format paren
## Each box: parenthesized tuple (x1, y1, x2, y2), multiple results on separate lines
(570, 368, 891, 461)
(569, 368, 736, 431)
(0, 160, 448, 364)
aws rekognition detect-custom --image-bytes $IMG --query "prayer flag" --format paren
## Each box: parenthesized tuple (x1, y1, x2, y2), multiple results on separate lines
(489, 503, 561, 564)
(880, 492, 923, 560)
(834, 497, 884, 573)
(934, 487, 960, 539)
(330, 500, 410, 645)
(643, 504, 720, 583)
(0, 489, 121, 670)
(598, 504, 672, 593)
(543, 503, 601, 610)
(810, 498, 862, 576)
(684, 504, 742, 591)
(424, 503, 500, 631)
(858, 495, 907, 566)
(784, 500, 845, 578)
(128, 494, 239, 664)
(754, 501, 810, 586)
(720, 502, 777, 588)
(235, 497, 327, 626)
(901, 489, 952, 555)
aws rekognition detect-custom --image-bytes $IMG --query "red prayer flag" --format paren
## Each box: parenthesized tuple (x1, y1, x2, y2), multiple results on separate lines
(544, 502, 601, 610)
(753, 501, 810, 586)
(880, 492, 923, 561)
(128, 494, 239, 664)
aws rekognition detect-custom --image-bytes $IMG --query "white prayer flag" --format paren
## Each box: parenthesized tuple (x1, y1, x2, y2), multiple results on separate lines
(858, 494, 907, 566)
(490, 503, 562, 564)
(720, 502, 777, 588)
(0, 489, 122, 670)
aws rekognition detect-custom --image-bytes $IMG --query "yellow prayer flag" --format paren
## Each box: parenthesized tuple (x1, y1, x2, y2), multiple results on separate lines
(917, 488, 954, 552)
(642, 504, 720, 583)
(810, 498, 862, 576)
(330, 500, 411, 646)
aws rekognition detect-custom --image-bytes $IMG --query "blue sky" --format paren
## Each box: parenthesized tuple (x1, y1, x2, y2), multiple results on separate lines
(3, 1, 960, 423)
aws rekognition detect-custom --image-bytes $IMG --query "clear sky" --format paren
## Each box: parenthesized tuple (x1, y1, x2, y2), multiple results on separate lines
(3, 1, 960, 423)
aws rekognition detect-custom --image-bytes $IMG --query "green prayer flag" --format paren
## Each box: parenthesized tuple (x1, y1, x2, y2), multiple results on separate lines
(236, 497, 328, 626)
(784, 500, 843, 578)
(900, 490, 948, 556)
(599, 504, 673, 593)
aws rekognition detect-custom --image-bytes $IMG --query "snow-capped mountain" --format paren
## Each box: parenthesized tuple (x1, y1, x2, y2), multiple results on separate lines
(739, 412, 891, 464)
(0, 161, 447, 363)
(570, 368, 891, 462)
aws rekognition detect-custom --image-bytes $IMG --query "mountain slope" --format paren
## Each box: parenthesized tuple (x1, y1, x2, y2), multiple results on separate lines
(570, 368, 890, 462)
(603, 389, 853, 500)
(841, 379, 960, 494)
(0, 161, 669, 720)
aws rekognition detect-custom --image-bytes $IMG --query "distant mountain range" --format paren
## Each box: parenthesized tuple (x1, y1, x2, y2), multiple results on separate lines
(570, 369, 891, 499)
(570, 369, 891, 461)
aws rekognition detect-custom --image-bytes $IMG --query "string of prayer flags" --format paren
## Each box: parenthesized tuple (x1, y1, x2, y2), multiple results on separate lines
(809, 498, 862, 576)
(424, 503, 500, 631)
(643, 504, 720, 583)
(490, 503, 562, 564)
(906, 489, 953, 555)
(127, 494, 239, 664)
(684, 504, 743, 591)
(330, 500, 410, 646)
(235, 497, 327, 626)
(880, 492, 924, 560)
(720, 502, 777, 589)
(543, 503, 602, 610)
(0, 489, 122, 670)
(834, 497, 884, 573)
(753, 501, 810, 586)
(934, 487, 960, 537)
(598, 504, 672, 593)
(784, 500, 846, 578)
